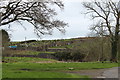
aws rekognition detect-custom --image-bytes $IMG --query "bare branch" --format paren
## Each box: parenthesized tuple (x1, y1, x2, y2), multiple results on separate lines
(0, 1, 67, 36)
(83, 2, 106, 20)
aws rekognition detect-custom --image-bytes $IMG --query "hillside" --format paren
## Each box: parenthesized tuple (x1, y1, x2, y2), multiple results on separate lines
(10, 37, 106, 49)
(7, 36, 114, 62)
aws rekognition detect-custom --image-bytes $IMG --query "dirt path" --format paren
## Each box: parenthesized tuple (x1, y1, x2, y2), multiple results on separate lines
(65, 69, 106, 78)
(65, 67, 119, 78)
(101, 67, 118, 78)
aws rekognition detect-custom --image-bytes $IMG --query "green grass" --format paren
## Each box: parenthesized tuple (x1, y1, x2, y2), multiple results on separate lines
(8, 50, 55, 56)
(3, 62, 118, 71)
(3, 63, 89, 78)
(3, 57, 57, 63)
(39, 51, 55, 54)
(2, 57, 118, 78)
(3, 70, 88, 78)
(8, 50, 40, 55)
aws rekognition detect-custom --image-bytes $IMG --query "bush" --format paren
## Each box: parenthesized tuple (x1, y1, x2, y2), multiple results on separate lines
(53, 50, 72, 61)
(71, 49, 86, 62)
(53, 49, 86, 62)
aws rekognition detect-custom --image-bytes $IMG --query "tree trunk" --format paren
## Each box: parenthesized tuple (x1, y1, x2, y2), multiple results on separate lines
(110, 15, 119, 63)
(110, 40, 118, 62)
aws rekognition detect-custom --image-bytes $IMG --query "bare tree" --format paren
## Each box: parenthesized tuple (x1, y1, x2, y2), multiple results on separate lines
(83, 0, 120, 62)
(0, 0, 67, 36)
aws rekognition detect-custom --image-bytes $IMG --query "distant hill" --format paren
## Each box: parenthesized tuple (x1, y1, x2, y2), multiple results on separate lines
(10, 36, 109, 49)
(8, 36, 120, 62)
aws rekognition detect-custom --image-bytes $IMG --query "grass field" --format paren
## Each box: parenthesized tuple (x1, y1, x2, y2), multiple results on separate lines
(7, 50, 55, 56)
(2, 57, 118, 78)
(3, 57, 57, 63)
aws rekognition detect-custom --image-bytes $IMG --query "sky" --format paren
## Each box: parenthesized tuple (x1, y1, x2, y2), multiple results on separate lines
(1, 0, 93, 41)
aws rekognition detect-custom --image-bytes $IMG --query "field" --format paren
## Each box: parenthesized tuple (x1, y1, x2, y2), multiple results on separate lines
(2, 57, 118, 79)
(5, 50, 55, 56)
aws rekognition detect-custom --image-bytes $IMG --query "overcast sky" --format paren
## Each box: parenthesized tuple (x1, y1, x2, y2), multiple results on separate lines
(1, 0, 94, 41)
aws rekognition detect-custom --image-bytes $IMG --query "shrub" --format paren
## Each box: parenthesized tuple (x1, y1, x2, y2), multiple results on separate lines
(53, 50, 72, 61)
(71, 49, 86, 62)
(53, 49, 86, 62)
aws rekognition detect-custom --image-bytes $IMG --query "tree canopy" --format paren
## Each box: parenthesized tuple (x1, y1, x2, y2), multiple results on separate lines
(0, 0, 67, 36)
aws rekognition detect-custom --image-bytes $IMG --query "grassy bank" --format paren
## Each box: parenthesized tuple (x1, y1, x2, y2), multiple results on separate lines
(3, 57, 57, 63)
(6, 50, 55, 56)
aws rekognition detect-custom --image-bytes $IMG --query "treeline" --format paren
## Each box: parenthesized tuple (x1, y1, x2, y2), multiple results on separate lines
(54, 37, 117, 62)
